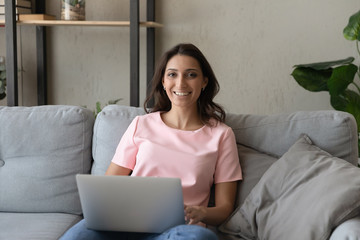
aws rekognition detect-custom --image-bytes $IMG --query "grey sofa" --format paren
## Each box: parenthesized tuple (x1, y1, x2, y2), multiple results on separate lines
(0, 105, 360, 240)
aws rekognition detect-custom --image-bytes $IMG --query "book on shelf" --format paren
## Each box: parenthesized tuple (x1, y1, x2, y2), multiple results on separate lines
(0, 6, 32, 15)
(19, 14, 56, 21)
(0, 14, 55, 21)
(0, 0, 31, 8)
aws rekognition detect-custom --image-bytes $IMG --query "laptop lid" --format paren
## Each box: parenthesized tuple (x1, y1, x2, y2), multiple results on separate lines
(76, 174, 185, 233)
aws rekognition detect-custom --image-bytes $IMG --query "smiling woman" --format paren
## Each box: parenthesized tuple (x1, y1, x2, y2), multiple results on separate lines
(144, 43, 225, 126)
(61, 43, 242, 240)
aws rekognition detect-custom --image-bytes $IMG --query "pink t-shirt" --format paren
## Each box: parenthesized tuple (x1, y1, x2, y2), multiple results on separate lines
(111, 112, 242, 207)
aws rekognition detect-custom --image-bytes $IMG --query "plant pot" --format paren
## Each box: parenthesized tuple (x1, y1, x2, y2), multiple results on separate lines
(61, 0, 85, 21)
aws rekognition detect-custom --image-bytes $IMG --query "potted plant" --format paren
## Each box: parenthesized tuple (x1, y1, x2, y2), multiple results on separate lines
(0, 56, 6, 100)
(291, 10, 360, 156)
(93, 98, 122, 117)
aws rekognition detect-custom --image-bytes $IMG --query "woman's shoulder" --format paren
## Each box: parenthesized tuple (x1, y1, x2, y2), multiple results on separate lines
(205, 119, 234, 138)
(207, 118, 232, 131)
(137, 111, 160, 120)
(136, 111, 163, 126)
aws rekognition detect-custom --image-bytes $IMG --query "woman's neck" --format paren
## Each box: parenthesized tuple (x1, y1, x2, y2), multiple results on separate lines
(161, 107, 204, 131)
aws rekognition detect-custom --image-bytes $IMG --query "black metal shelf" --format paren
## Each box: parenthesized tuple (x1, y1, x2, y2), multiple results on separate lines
(4, 0, 158, 107)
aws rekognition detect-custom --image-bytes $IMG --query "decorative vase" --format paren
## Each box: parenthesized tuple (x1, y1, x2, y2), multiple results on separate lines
(61, 0, 85, 21)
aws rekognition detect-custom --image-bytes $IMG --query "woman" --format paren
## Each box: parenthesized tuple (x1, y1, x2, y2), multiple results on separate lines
(61, 43, 242, 240)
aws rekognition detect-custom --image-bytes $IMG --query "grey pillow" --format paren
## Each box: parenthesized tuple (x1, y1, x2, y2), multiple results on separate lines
(219, 134, 360, 240)
(0, 106, 94, 214)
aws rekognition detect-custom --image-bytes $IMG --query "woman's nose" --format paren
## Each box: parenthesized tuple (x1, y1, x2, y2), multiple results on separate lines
(176, 75, 187, 87)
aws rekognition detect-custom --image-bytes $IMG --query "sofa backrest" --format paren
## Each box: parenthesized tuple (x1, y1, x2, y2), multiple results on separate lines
(0, 105, 94, 215)
(91, 105, 145, 175)
(225, 110, 358, 165)
(92, 106, 358, 208)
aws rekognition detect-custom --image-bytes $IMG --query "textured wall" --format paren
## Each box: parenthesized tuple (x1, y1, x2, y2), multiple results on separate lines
(0, 0, 359, 115)
(155, 0, 359, 114)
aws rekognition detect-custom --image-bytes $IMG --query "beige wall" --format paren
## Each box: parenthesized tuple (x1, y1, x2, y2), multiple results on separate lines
(0, 0, 359, 115)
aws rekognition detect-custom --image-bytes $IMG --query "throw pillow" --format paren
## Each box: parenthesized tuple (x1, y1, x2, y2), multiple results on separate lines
(219, 134, 360, 240)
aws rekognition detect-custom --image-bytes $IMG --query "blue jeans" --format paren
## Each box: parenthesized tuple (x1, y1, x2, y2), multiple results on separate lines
(60, 219, 218, 240)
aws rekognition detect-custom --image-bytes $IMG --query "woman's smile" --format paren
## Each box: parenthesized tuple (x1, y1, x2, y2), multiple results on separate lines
(162, 55, 208, 110)
(173, 91, 192, 96)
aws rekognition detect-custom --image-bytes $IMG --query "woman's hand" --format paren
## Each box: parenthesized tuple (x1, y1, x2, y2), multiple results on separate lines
(184, 205, 207, 225)
(184, 182, 238, 226)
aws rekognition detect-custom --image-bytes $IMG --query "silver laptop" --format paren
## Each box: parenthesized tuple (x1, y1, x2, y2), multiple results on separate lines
(76, 174, 185, 233)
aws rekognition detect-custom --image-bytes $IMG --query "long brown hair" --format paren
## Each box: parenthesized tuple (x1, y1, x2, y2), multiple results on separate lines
(144, 43, 225, 124)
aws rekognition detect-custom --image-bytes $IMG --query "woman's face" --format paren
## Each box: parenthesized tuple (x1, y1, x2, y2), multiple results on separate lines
(162, 55, 208, 110)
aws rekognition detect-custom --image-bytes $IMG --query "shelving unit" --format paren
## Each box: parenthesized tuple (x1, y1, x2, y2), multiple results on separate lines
(0, 20, 163, 27)
(3, 0, 161, 107)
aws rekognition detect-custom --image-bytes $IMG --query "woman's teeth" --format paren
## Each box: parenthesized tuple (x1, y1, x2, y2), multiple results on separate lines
(174, 92, 190, 96)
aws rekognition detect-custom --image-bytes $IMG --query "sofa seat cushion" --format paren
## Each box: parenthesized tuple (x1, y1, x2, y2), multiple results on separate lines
(0, 212, 82, 240)
(0, 106, 94, 214)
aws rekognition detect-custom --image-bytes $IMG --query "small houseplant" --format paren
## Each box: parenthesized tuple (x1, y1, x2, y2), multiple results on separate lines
(82, 98, 123, 117)
(93, 98, 122, 117)
(291, 10, 360, 156)
(0, 56, 6, 100)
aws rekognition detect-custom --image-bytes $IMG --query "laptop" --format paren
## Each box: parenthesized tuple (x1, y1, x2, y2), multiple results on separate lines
(76, 174, 185, 233)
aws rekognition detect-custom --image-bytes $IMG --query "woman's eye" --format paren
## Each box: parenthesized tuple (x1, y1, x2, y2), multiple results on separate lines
(187, 72, 197, 78)
(167, 72, 177, 78)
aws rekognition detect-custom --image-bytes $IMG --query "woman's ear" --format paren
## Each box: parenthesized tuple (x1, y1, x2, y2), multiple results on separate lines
(202, 77, 208, 89)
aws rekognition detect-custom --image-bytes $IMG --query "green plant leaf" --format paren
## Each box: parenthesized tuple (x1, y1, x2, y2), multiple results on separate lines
(330, 94, 347, 111)
(331, 90, 360, 131)
(343, 10, 360, 41)
(293, 57, 355, 70)
(0, 64, 5, 71)
(95, 101, 101, 114)
(345, 91, 360, 128)
(327, 64, 358, 96)
(291, 67, 331, 92)
(108, 98, 123, 105)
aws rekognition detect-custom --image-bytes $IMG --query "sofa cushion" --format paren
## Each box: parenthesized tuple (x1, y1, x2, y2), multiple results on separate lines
(0, 212, 82, 240)
(225, 110, 358, 166)
(0, 106, 94, 214)
(219, 135, 360, 240)
(92, 105, 145, 175)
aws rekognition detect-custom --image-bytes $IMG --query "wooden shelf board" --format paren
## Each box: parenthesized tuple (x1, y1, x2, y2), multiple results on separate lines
(0, 20, 163, 28)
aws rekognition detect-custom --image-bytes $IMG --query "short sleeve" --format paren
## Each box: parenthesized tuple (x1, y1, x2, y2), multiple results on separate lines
(214, 127, 242, 183)
(111, 116, 139, 170)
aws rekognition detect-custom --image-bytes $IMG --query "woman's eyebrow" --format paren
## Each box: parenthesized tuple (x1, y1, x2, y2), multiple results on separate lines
(166, 68, 178, 71)
(166, 68, 199, 71)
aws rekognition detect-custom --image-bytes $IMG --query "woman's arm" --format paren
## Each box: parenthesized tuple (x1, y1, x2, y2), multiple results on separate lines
(105, 162, 132, 176)
(185, 181, 238, 226)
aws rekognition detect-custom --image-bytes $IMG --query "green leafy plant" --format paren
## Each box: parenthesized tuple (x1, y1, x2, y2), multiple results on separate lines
(291, 10, 360, 156)
(63, 0, 85, 7)
(83, 98, 122, 117)
(0, 57, 6, 100)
